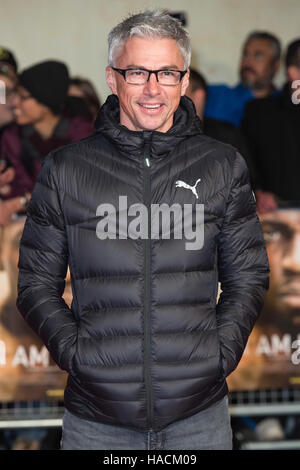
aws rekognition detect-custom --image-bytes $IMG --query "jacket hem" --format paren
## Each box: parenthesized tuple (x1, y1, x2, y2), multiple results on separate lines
(63, 379, 228, 434)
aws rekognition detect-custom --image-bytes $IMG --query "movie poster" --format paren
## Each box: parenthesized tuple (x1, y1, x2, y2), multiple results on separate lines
(1, 209, 300, 400)
(0, 217, 68, 401)
(228, 208, 300, 391)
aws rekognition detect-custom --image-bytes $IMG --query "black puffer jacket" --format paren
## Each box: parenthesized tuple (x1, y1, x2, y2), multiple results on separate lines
(17, 95, 269, 432)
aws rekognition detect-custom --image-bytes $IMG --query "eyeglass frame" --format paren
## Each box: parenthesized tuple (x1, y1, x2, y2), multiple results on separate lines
(111, 67, 187, 85)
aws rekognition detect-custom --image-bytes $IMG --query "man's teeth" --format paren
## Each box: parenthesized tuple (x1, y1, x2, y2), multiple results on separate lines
(140, 104, 162, 108)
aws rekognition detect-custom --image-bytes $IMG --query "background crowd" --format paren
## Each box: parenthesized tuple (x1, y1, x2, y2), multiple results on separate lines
(0, 29, 300, 226)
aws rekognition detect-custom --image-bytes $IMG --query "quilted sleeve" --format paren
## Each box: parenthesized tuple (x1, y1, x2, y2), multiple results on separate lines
(216, 151, 269, 378)
(16, 151, 78, 373)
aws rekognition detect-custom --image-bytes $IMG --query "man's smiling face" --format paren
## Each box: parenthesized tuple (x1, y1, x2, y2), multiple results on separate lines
(106, 36, 189, 133)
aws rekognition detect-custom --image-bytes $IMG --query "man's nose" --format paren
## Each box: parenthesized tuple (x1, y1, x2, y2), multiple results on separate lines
(282, 234, 300, 273)
(143, 72, 161, 95)
(242, 55, 253, 67)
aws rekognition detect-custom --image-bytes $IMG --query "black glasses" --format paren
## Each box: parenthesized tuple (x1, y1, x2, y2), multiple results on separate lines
(112, 67, 187, 86)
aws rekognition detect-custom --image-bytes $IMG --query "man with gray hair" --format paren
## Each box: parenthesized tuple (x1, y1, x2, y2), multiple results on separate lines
(16, 9, 269, 450)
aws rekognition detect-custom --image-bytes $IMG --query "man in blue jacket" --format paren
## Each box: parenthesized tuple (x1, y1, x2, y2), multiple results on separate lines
(205, 31, 281, 127)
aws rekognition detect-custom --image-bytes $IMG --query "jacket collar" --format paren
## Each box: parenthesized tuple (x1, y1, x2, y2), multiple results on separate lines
(94, 94, 202, 161)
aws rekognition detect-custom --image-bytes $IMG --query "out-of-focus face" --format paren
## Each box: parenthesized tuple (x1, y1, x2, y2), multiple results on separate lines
(260, 210, 300, 329)
(12, 85, 50, 125)
(0, 74, 16, 126)
(240, 38, 279, 90)
(1, 219, 25, 305)
(185, 84, 206, 119)
(106, 36, 189, 133)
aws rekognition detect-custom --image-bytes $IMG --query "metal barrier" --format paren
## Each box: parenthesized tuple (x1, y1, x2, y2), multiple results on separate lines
(0, 389, 300, 450)
(0, 388, 299, 429)
(0, 400, 64, 429)
(229, 388, 300, 416)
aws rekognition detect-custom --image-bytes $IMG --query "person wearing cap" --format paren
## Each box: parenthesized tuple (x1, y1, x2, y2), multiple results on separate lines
(0, 46, 18, 72)
(0, 60, 94, 226)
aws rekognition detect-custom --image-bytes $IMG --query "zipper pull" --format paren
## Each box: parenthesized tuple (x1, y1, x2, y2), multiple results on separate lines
(145, 157, 150, 167)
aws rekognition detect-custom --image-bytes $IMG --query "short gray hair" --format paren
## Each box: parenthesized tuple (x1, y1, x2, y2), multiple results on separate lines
(108, 9, 191, 69)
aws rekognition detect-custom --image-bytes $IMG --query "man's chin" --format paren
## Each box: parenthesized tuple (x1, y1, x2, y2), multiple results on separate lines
(134, 119, 167, 133)
(137, 115, 174, 134)
(241, 78, 267, 91)
(241, 78, 257, 89)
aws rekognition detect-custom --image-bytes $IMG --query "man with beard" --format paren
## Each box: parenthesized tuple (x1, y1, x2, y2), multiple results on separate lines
(185, 67, 256, 187)
(0, 60, 94, 227)
(205, 31, 281, 127)
(241, 39, 300, 214)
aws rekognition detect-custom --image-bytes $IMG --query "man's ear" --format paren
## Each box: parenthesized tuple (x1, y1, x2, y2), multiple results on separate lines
(181, 68, 190, 96)
(106, 66, 117, 94)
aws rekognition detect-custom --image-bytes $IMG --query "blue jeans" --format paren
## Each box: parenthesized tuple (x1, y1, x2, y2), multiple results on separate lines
(60, 395, 232, 450)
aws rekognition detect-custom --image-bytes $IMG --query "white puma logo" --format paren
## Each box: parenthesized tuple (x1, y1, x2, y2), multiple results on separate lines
(175, 178, 201, 199)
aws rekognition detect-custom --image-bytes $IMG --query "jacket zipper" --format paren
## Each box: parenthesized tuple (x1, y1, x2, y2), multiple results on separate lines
(143, 144, 153, 431)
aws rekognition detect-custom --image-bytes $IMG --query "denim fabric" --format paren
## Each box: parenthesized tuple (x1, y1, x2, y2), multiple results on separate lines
(60, 395, 232, 450)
